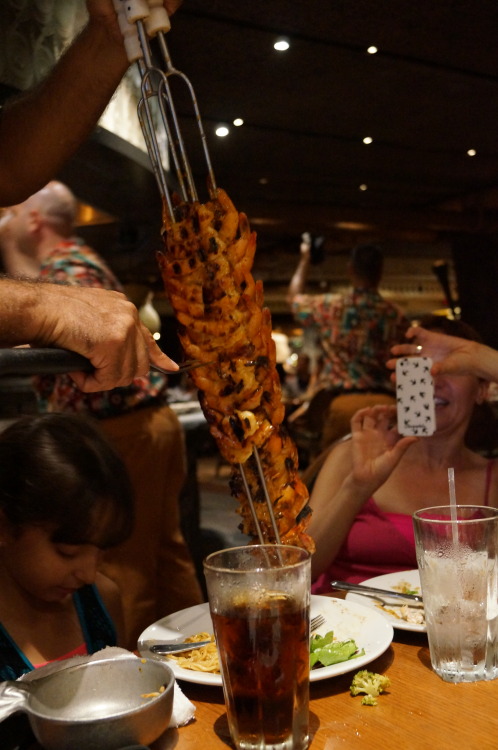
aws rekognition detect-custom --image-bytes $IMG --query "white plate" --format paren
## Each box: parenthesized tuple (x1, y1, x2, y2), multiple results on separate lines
(137, 594, 393, 686)
(345, 570, 426, 633)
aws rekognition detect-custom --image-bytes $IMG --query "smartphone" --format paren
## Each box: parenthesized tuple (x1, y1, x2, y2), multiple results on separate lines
(396, 356, 436, 436)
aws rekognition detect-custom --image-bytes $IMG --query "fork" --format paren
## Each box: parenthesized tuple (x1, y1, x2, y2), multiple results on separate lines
(152, 356, 271, 376)
(152, 359, 216, 376)
(149, 614, 326, 654)
(310, 613, 326, 633)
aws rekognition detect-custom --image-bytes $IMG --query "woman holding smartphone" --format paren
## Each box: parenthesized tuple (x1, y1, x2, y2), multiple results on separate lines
(308, 315, 498, 592)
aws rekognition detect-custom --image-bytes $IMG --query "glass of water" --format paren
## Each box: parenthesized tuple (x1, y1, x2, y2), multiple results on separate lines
(413, 505, 498, 683)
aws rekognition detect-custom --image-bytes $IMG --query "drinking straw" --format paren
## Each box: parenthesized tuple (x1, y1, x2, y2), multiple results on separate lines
(448, 467, 459, 543)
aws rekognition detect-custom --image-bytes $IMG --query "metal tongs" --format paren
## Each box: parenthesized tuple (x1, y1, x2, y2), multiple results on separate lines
(114, 1, 282, 545)
(112, 0, 216, 219)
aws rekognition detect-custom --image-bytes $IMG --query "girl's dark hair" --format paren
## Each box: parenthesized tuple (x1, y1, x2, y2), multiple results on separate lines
(418, 314, 483, 344)
(0, 413, 134, 548)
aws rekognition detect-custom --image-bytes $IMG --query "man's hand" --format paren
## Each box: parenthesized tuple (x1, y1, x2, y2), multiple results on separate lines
(86, 0, 183, 44)
(300, 232, 312, 260)
(288, 233, 313, 301)
(27, 283, 179, 392)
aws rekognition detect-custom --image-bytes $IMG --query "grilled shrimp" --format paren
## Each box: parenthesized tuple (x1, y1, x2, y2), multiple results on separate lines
(160, 188, 314, 553)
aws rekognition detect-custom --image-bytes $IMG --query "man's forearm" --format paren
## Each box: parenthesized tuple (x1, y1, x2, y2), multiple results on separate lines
(0, 278, 44, 344)
(0, 19, 128, 206)
(287, 255, 311, 301)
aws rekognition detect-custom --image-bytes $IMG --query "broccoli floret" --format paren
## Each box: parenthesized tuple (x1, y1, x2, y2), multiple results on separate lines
(350, 670, 390, 706)
(360, 694, 379, 706)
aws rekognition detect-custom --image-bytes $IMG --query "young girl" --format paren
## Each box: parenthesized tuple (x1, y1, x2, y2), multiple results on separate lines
(0, 413, 134, 681)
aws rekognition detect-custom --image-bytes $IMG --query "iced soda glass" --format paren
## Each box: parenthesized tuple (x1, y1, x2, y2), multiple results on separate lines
(413, 505, 498, 683)
(203, 544, 311, 750)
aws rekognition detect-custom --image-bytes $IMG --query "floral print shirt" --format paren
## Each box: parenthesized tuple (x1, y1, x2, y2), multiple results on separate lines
(291, 288, 408, 393)
(35, 241, 167, 418)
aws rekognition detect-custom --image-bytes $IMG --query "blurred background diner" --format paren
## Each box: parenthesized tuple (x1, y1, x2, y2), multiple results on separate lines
(286, 239, 409, 465)
(2, 0, 498, 616)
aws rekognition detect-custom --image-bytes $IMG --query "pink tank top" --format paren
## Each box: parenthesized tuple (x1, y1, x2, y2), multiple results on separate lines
(312, 459, 495, 593)
(33, 643, 87, 669)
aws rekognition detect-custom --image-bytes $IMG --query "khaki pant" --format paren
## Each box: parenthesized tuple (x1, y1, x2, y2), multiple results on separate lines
(99, 404, 203, 648)
(321, 392, 396, 450)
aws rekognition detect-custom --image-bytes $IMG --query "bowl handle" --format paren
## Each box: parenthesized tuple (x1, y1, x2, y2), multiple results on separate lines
(0, 681, 30, 721)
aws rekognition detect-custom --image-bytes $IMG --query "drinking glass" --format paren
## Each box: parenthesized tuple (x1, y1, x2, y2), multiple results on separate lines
(204, 544, 311, 750)
(413, 505, 498, 683)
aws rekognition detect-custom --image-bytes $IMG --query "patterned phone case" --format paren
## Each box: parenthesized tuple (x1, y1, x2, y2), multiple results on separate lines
(396, 356, 436, 436)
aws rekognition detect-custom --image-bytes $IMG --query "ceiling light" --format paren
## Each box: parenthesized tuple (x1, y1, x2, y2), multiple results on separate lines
(250, 217, 284, 227)
(363, 136, 373, 145)
(359, 183, 368, 191)
(233, 118, 244, 127)
(335, 221, 375, 231)
(467, 148, 477, 156)
(367, 45, 378, 54)
(259, 177, 268, 185)
(274, 37, 290, 51)
(215, 125, 229, 137)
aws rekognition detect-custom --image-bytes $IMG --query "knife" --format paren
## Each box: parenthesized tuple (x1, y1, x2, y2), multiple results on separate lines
(330, 579, 423, 603)
(148, 639, 212, 654)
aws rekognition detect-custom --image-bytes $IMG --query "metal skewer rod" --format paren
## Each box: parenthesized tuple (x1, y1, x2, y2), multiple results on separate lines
(135, 21, 194, 201)
(131, 12, 216, 218)
(154, 30, 217, 198)
(134, 27, 187, 215)
(237, 447, 283, 547)
(253, 447, 282, 544)
(238, 463, 265, 545)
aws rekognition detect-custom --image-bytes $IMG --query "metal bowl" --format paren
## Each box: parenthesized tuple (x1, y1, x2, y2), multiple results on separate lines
(0, 655, 175, 750)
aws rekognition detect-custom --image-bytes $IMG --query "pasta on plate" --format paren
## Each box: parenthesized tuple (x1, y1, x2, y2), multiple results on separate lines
(166, 632, 220, 673)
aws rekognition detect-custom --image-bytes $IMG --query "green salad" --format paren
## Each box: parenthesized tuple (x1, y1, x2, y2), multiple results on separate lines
(310, 631, 365, 669)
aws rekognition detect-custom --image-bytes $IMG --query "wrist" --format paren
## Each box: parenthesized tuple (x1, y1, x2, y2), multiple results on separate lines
(477, 342, 498, 380)
(83, 12, 129, 75)
(0, 279, 39, 344)
(343, 472, 378, 506)
(295, 256, 310, 279)
(22, 281, 58, 345)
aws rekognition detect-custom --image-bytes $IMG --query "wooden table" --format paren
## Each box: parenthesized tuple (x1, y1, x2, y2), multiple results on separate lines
(159, 628, 498, 750)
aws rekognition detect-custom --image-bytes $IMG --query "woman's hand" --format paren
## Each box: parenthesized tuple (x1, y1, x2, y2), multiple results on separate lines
(308, 404, 417, 580)
(350, 405, 417, 493)
(387, 325, 487, 379)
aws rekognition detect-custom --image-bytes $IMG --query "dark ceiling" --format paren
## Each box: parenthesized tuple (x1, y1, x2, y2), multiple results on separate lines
(60, 0, 498, 289)
(167, 0, 498, 218)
